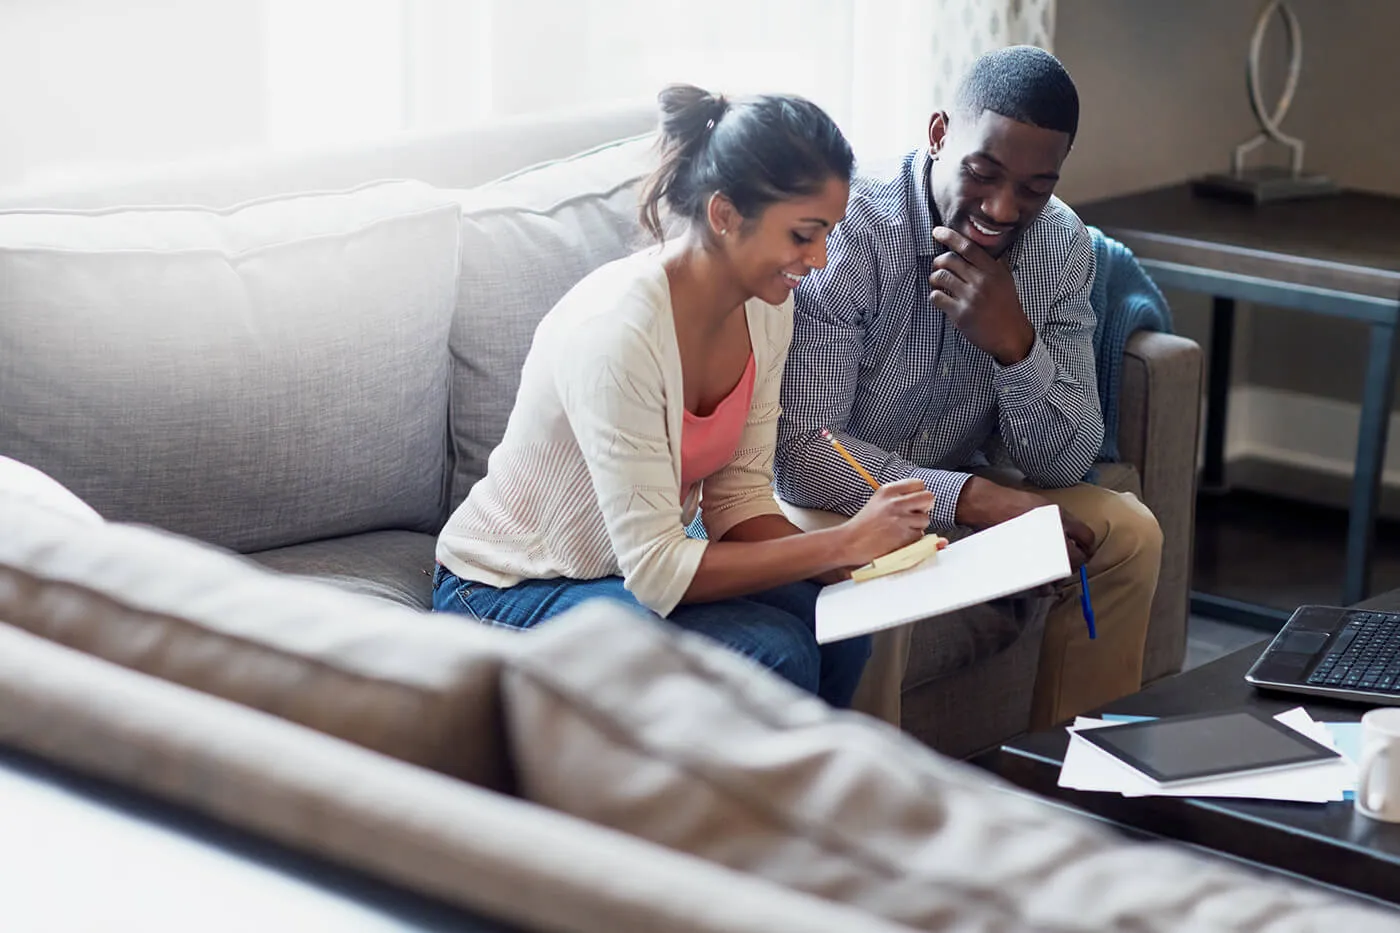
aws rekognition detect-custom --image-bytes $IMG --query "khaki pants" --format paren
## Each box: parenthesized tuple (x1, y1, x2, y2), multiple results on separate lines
(1022, 480, 1162, 728)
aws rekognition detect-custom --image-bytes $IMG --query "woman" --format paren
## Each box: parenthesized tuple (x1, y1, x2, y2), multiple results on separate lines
(433, 84, 934, 708)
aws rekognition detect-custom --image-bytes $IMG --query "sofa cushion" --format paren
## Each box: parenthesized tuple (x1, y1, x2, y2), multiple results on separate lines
(444, 135, 655, 507)
(247, 529, 438, 610)
(0, 493, 513, 791)
(0, 621, 916, 933)
(500, 601, 1397, 931)
(0, 456, 103, 525)
(0, 181, 461, 552)
(1094, 460, 1144, 498)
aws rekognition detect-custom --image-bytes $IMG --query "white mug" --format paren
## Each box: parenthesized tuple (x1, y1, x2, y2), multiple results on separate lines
(1356, 707, 1400, 821)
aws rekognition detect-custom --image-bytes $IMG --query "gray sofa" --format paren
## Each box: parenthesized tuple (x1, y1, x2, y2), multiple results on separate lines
(3, 107, 1391, 930)
(0, 104, 1201, 760)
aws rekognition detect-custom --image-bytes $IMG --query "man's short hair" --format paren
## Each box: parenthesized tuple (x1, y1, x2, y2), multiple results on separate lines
(952, 45, 1079, 143)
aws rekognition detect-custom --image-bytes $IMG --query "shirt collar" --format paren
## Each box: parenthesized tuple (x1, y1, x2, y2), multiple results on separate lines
(909, 147, 939, 258)
(908, 146, 1024, 273)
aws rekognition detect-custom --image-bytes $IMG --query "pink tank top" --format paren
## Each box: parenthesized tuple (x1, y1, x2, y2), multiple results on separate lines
(680, 353, 756, 496)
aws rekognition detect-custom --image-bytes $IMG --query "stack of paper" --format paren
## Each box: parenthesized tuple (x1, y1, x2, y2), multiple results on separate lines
(1059, 707, 1356, 803)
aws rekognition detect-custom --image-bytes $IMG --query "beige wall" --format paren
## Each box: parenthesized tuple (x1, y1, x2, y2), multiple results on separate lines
(1057, 0, 1400, 209)
(1056, 0, 1400, 465)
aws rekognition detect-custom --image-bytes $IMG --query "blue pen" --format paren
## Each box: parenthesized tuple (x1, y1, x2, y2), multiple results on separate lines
(1079, 565, 1097, 640)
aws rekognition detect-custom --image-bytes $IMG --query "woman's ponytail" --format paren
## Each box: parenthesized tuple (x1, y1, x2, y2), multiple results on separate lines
(639, 84, 729, 243)
(637, 84, 853, 244)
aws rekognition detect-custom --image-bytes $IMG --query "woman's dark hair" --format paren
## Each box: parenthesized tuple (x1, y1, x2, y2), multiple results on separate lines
(638, 84, 854, 243)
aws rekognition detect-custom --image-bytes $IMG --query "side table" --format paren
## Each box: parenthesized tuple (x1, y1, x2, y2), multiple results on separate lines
(1079, 185, 1400, 627)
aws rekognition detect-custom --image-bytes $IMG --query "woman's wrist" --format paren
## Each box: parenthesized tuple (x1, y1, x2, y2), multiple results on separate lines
(810, 523, 856, 574)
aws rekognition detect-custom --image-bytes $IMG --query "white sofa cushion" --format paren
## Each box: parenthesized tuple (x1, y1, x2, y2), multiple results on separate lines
(0, 493, 514, 791)
(0, 456, 102, 524)
(0, 621, 916, 933)
(500, 602, 1399, 932)
(443, 135, 656, 505)
(0, 181, 461, 552)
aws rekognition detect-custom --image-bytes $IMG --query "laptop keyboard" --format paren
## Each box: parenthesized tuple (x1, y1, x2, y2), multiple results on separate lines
(1306, 611, 1400, 692)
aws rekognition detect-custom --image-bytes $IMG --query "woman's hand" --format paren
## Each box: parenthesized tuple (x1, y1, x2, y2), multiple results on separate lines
(839, 478, 935, 567)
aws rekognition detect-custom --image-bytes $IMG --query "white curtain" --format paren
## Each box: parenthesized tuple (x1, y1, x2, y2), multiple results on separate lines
(1, 0, 1055, 189)
(267, 0, 1057, 162)
(848, 0, 1058, 159)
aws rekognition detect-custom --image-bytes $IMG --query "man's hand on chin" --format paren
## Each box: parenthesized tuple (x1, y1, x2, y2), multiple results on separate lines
(954, 475, 1097, 570)
(928, 226, 1035, 366)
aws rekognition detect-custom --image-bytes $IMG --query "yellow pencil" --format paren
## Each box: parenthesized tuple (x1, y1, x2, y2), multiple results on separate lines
(820, 427, 881, 492)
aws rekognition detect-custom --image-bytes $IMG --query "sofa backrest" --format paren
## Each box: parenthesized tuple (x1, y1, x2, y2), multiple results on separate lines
(0, 103, 657, 211)
(442, 135, 658, 508)
(0, 181, 463, 552)
(0, 106, 657, 552)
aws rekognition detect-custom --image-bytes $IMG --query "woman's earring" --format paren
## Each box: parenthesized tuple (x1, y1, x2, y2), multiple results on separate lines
(719, 228, 727, 236)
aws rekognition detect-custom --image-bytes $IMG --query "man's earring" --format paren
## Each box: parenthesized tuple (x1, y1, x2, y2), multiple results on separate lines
(719, 228, 727, 235)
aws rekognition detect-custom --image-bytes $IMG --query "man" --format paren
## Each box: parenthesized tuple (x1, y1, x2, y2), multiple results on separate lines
(775, 45, 1162, 728)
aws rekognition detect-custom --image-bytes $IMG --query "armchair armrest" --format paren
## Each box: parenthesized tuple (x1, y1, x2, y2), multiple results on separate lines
(1117, 330, 1204, 683)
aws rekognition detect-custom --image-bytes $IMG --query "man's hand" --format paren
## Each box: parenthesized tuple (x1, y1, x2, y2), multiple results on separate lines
(929, 226, 1035, 366)
(955, 476, 1096, 570)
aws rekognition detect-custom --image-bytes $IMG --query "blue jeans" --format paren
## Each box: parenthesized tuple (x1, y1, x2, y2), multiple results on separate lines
(432, 567, 871, 709)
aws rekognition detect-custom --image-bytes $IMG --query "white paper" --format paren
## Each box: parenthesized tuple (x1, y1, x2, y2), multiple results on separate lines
(815, 505, 1071, 644)
(1058, 707, 1355, 802)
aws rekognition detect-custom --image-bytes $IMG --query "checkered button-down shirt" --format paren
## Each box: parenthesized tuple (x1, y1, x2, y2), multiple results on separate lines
(775, 148, 1103, 532)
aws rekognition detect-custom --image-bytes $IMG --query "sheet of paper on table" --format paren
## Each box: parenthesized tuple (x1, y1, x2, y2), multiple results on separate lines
(1058, 707, 1356, 803)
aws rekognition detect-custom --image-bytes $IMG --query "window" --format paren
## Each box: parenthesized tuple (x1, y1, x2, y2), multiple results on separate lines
(0, 0, 1054, 189)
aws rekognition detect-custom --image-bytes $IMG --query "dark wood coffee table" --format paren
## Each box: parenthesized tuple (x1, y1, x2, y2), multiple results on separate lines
(974, 639, 1400, 907)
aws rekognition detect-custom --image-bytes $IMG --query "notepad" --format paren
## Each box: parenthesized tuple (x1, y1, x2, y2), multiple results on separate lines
(850, 534, 947, 582)
(815, 504, 1071, 644)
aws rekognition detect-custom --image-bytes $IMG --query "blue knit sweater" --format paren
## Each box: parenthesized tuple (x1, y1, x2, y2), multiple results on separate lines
(1088, 226, 1173, 462)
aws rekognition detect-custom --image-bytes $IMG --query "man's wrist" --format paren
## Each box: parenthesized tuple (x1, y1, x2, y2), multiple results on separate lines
(992, 320, 1036, 367)
(992, 337, 1055, 407)
(953, 475, 992, 528)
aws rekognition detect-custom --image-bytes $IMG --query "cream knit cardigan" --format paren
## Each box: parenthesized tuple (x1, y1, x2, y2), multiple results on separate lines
(436, 251, 792, 617)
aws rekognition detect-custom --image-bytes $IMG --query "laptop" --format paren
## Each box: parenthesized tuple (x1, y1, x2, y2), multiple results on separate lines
(1246, 604, 1400, 704)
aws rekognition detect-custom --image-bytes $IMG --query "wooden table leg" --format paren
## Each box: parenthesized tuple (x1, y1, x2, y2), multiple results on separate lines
(1202, 296, 1236, 492)
(1344, 319, 1400, 604)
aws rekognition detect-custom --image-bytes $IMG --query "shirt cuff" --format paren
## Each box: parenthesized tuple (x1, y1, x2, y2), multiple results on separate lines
(992, 337, 1055, 410)
(637, 535, 709, 619)
(914, 468, 972, 532)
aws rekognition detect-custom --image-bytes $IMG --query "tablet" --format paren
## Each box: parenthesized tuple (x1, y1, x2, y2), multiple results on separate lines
(1073, 708, 1341, 786)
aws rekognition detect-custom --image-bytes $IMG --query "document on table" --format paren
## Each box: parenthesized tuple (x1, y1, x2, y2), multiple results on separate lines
(815, 505, 1071, 645)
(1059, 707, 1356, 802)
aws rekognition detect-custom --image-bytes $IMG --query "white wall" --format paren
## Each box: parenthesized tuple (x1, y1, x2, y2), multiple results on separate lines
(1057, 0, 1400, 204)
(0, 0, 266, 189)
